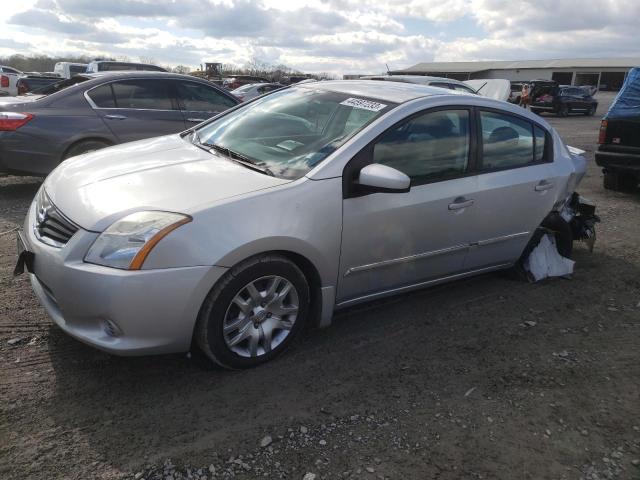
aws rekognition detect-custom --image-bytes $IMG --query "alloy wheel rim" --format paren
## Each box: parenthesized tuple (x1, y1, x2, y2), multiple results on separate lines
(222, 275, 299, 358)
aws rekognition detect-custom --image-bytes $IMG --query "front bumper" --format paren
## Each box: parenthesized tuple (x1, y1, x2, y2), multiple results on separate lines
(23, 201, 227, 355)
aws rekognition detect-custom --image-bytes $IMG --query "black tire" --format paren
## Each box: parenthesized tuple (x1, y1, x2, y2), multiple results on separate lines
(557, 104, 569, 117)
(586, 105, 597, 116)
(63, 140, 111, 160)
(195, 254, 310, 369)
(530, 108, 541, 115)
(603, 170, 638, 192)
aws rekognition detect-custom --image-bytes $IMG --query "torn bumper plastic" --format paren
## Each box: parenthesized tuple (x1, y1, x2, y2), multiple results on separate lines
(562, 192, 600, 252)
(524, 192, 599, 282)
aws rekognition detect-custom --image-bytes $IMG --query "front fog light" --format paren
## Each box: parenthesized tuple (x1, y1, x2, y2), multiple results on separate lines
(85, 211, 191, 270)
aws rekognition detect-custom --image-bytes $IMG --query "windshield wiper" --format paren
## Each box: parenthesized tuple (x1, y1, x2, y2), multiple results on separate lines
(205, 143, 275, 177)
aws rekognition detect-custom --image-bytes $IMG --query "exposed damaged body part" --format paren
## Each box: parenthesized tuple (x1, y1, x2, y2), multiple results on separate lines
(565, 193, 600, 251)
(523, 191, 600, 281)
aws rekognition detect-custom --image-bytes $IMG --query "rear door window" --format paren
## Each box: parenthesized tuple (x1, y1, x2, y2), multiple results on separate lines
(87, 84, 116, 108)
(176, 81, 236, 112)
(480, 111, 536, 170)
(534, 126, 547, 162)
(111, 80, 174, 110)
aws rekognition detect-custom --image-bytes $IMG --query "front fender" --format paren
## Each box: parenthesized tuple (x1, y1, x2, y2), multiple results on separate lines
(143, 177, 344, 288)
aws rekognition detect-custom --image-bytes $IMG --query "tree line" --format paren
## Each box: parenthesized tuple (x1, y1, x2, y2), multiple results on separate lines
(0, 53, 334, 81)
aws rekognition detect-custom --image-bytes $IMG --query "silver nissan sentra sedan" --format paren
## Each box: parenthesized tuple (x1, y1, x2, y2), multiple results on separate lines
(16, 80, 594, 369)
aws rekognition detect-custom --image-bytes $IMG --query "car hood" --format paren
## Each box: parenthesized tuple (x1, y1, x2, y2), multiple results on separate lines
(44, 134, 291, 231)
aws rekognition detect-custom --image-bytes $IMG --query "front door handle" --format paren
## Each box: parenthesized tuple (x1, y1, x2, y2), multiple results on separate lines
(448, 197, 474, 211)
(104, 114, 127, 120)
(535, 181, 554, 192)
(186, 117, 208, 123)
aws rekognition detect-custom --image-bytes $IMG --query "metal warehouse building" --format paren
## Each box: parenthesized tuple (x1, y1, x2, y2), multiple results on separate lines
(389, 58, 640, 91)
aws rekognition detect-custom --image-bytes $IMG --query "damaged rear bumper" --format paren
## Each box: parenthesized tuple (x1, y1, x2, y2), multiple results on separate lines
(562, 193, 599, 251)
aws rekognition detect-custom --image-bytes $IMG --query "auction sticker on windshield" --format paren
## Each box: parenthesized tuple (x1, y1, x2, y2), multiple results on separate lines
(340, 98, 387, 112)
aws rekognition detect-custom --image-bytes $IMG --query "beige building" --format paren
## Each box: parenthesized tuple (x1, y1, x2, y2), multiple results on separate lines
(389, 58, 640, 91)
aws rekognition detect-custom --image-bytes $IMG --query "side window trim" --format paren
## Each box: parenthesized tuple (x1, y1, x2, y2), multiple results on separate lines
(342, 105, 477, 198)
(475, 106, 553, 174)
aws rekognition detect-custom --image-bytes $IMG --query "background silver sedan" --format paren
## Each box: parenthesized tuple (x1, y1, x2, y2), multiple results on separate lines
(230, 82, 283, 102)
(19, 80, 587, 368)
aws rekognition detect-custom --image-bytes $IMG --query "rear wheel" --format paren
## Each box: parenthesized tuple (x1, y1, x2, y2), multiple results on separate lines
(603, 170, 638, 192)
(63, 139, 111, 160)
(195, 254, 310, 369)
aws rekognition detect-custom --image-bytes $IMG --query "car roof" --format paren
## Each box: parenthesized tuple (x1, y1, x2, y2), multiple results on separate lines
(362, 74, 467, 84)
(89, 60, 157, 66)
(83, 71, 198, 80)
(295, 80, 455, 103)
(236, 82, 280, 88)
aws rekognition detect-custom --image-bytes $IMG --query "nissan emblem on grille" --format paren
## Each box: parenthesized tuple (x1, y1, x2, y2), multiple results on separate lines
(33, 189, 79, 247)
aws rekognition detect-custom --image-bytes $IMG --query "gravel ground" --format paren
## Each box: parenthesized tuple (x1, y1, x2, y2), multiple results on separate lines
(1, 93, 639, 480)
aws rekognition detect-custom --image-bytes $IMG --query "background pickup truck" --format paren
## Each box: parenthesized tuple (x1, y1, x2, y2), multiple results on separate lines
(0, 65, 22, 96)
(16, 75, 61, 95)
(596, 67, 640, 192)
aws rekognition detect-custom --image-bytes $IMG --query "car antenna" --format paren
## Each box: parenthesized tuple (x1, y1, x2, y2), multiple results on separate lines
(385, 63, 390, 74)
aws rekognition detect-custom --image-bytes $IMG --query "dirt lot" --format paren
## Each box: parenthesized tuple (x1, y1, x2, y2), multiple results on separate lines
(1, 94, 639, 480)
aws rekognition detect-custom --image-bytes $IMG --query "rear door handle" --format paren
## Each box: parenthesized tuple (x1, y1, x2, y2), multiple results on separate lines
(186, 117, 208, 123)
(104, 114, 127, 120)
(448, 197, 474, 211)
(535, 181, 554, 192)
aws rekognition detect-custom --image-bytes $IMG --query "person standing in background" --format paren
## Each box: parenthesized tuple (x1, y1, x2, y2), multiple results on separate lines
(520, 83, 530, 109)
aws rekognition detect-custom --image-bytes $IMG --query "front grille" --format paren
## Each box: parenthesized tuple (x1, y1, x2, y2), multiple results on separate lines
(34, 188, 79, 247)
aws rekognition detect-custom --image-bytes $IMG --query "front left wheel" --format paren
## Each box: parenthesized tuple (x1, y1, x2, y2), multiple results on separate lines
(195, 255, 310, 369)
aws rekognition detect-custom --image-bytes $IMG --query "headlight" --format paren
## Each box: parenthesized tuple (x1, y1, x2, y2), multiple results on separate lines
(85, 211, 191, 270)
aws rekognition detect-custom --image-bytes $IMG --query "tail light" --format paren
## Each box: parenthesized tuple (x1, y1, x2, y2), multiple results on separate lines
(17, 81, 27, 95)
(0, 112, 34, 131)
(598, 120, 608, 144)
(1, 75, 8, 88)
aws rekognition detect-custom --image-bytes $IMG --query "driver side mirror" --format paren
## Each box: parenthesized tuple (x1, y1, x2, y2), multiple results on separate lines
(357, 163, 410, 193)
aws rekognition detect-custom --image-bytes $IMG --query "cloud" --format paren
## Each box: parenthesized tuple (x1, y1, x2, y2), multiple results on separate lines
(9, 8, 93, 34)
(2, 0, 639, 76)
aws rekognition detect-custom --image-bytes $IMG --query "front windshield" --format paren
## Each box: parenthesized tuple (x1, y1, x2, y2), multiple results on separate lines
(196, 87, 396, 179)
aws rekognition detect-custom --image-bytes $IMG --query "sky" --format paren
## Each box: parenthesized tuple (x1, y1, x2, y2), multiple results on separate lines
(1, 0, 639, 76)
